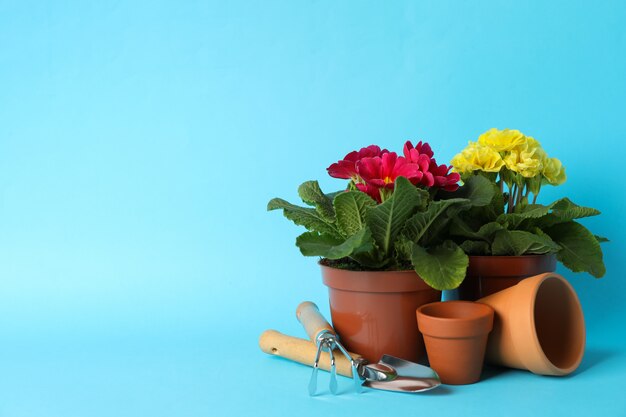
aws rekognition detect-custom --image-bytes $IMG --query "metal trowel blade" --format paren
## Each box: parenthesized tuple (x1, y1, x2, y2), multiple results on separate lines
(363, 354, 441, 393)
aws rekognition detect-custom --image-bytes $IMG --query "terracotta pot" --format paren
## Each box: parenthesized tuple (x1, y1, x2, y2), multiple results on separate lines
(321, 265, 441, 363)
(458, 254, 557, 300)
(416, 301, 494, 385)
(478, 272, 585, 376)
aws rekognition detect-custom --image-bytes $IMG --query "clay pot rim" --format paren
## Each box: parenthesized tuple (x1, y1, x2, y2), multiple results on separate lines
(418, 301, 494, 323)
(416, 301, 494, 338)
(320, 262, 435, 293)
(521, 273, 586, 375)
(468, 254, 556, 259)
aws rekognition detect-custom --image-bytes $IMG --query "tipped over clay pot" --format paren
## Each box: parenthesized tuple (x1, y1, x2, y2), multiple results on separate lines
(321, 264, 441, 363)
(478, 272, 585, 376)
(416, 301, 494, 385)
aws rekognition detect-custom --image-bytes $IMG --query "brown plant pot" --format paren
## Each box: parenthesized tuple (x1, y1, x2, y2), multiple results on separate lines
(416, 301, 494, 385)
(458, 254, 557, 300)
(478, 272, 585, 376)
(321, 264, 441, 363)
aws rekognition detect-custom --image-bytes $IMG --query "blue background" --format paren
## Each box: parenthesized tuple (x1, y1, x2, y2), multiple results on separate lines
(0, 1, 624, 416)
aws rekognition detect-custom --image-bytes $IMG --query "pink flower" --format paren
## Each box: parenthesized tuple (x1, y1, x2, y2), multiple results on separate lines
(429, 161, 460, 191)
(403, 140, 460, 191)
(354, 182, 383, 202)
(328, 140, 460, 203)
(357, 153, 424, 189)
(327, 145, 388, 180)
(403, 141, 432, 175)
(356, 153, 424, 202)
(403, 140, 434, 159)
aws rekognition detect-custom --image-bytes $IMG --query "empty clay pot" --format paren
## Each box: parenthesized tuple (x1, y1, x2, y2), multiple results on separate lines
(321, 264, 441, 363)
(478, 272, 585, 376)
(416, 301, 494, 385)
(458, 254, 557, 300)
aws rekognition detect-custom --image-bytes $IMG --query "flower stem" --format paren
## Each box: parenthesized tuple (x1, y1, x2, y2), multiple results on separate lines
(508, 183, 516, 213)
(532, 191, 539, 204)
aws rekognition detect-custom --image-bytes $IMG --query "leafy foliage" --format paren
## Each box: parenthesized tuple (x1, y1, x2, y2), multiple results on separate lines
(491, 230, 560, 256)
(408, 241, 469, 290)
(333, 191, 376, 236)
(269, 168, 608, 287)
(268, 177, 481, 290)
(444, 173, 607, 277)
(267, 197, 341, 238)
(544, 221, 606, 278)
(365, 177, 429, 257)
(298, 181, 336, 222)
(295, 228, 373, 259)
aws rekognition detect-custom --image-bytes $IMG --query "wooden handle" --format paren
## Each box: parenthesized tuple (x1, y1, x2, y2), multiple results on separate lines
(259, 330, 360, 378)
(296, 301, 335, 341)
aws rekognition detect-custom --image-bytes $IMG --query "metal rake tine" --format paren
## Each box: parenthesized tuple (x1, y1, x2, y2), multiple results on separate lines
(328, 344, 338, 395)
(351, 359, 363, 394)
(335, 340, 362, 394)
(308, 342, 323, 396)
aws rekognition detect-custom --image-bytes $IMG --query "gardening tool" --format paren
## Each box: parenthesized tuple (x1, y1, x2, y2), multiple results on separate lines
(292, 301, 440, 394)
(259, 330, 441, 394)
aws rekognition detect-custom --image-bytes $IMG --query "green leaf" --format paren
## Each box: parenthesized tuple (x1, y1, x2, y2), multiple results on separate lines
(295, 228, 373, 259)
(514, 203, 551, 216)
(333, 191, 377, 237)
(492, 230, 561, 256)
(459, 240, 491, 255)
(459, 177, 503, 223)
(450, 219, 503, 242)
(267, 198, 340, 238)
(595, 235, 609, 243)
(408, 241, 469, 290)
(351, 244, 388, 269)
(535, 198, 601, 228)
(545, 221, 606, 278)
(498, 204, 551, 228)
(402, 198, 470, 244)
(365, 177, 427, 256)
(440, 174, 495, 207)
(552, 198, 601, 218)
(449, 217, 481, 239)
(477, 222, 506, 239)
(297, 181, 336, 222)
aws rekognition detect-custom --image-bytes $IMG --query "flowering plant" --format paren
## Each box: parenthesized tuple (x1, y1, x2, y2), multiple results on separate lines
(448, 128, 606, 277)
(268, 141, 495, 290)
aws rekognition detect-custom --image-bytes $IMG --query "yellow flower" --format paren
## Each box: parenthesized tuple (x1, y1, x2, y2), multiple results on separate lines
(502, 135, 550, 178)
(543, 157, 567, 185)
(478, 128, 527, 152)
(451, 141, 505, 174)
(523, 136, 547, 159)
(503, 145, 544, 178)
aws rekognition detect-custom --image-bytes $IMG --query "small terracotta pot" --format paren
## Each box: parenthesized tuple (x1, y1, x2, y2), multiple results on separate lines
(321, 265, 441, 363)
(458, 254, 557, 300)
(416, 301, 494, 385)
(478, 272, 585, 376)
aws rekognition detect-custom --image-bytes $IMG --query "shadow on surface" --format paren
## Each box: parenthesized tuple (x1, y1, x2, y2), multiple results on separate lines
(417, 385, 453, 396)
(480, 364, 513, 381)
(570, 348, 617, 376)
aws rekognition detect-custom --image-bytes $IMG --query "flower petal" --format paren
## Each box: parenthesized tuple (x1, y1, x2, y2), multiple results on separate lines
(356, 156, 382, 182)
(328, 160, 358, 179)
